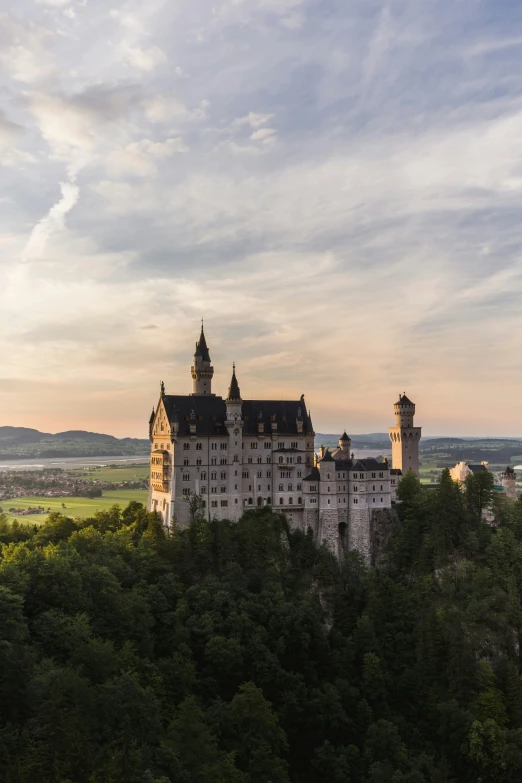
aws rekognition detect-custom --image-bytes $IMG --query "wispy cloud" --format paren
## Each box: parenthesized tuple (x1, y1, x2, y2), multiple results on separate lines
(21, 168, 80, 262)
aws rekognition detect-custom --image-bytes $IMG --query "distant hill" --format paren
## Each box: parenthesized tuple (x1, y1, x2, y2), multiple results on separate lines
(52, 430, 118, 442)
(0, 427, 149, 460)
(315, 433, 391, 449)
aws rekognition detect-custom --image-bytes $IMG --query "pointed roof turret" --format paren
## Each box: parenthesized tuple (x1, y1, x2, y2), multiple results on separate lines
(340, 431, 351, 442)
(320, 448, 335, 462)
(148, 406, 155, 439)
(396, 392, 414, 406)
(195, 322, 211, 362)
(227, 363, 242, 402)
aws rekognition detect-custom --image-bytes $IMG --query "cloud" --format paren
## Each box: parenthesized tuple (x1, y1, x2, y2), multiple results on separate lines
(21, 176, 80, 262)
(0, 12, 55, 83)
(143, 96, 187, 122)
(234, 112, 275, 128)
(106, 137, 187, 177)
(27, 94, 98, 151)
(110, 8, 167, 72)
(469, 36, 522, 56)
(0, 112, 22, 148)
(114, 41, 167, 72)
(250, 128, 276, 142)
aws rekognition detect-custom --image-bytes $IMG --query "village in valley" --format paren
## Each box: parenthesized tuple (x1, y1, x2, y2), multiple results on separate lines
(0, 465, 149, 520)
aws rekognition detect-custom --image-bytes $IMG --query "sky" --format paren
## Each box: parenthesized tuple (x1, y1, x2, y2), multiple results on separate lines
(1, 0, 522, 438)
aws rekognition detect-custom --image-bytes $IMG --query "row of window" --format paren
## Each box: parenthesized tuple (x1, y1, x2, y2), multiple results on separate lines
(351, 472, 385, 479)
(180, 455, 306, 466)
(183, 440, 305, 452)
(180, 490, 303, 507)
(182, 475, 303, 494)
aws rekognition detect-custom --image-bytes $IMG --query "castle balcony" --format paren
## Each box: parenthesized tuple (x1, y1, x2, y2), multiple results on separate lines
(151, 450, 171, 493)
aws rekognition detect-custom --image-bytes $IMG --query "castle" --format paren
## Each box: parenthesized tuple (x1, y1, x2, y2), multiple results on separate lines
(450, 461, 518, 500)
(148, 326, 422, 561)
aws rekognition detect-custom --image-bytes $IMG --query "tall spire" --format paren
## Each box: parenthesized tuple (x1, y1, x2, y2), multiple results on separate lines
(227, 362, 241, 401)
(195, 322, 211, 362)
(191, 321, 214, 395)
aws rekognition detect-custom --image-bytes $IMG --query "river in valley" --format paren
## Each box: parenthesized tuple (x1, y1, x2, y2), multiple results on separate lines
(0, 455, 149, 472)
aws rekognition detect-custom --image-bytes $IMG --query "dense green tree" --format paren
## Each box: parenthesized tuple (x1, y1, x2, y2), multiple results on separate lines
(226, 682, 289, 782)
(0, 491, 522, 782)
(465, 471, 495, 523)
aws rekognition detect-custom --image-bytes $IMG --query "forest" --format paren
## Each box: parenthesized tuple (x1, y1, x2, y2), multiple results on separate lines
(1, 469, 522, 782)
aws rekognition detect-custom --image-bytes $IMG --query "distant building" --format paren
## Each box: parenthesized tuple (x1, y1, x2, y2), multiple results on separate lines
(450, 461, 518, 501)
(148, 325, 417, 561)
(501, 466, 517, 500)
(450, 461, 489, 483)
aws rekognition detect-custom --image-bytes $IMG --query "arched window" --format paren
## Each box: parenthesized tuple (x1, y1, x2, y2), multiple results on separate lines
(278, 456, 284, 464)
(297, 456, 302, 463)
(278, 483, 284, 491)
(288, 484, 293, 491)
(298, 497, 302, 504)
(289, 497, 293, 505)
(196, 459, 202, 466)
(279, 498, 284, 505)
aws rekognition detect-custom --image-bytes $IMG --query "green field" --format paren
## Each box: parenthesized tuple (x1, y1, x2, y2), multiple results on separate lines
(1, 489, 148, 523)
(72, 464, 150, 482)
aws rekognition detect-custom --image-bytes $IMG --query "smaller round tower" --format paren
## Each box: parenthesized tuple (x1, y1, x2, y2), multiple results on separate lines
(501, 466, 517, 500)
(388, 393, 422, 477)
(338, 432, 351, 456)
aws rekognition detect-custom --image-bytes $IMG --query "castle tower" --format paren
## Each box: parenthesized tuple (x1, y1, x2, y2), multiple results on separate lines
(339, 431, 351, 456)
(388, 393, 422, 477)
(225, 364, 243, 520)
(501, 466, 517, 500)
(190, 323, 214, 396)
(225, 363, 242, 422)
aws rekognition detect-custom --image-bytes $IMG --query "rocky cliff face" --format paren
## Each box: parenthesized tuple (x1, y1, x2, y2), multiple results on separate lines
(370, 507, 397, 567)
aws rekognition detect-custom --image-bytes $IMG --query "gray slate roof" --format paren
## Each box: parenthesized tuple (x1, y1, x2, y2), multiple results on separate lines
(195, 327, 211, 362)
(335, 458, 391, 472)
(160, 395, 313, 437)
(468, 464, 488, 474)
(227, 366, 241, 401)
(396, 393, 415, 406)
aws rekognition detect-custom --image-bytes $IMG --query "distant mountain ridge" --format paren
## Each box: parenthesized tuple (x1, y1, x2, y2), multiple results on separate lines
(0, 427, 149, 459)
(315, 433, 391, 449)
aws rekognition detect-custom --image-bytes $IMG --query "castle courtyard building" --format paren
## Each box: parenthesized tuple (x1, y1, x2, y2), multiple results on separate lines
(148, 326, 420, 561)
